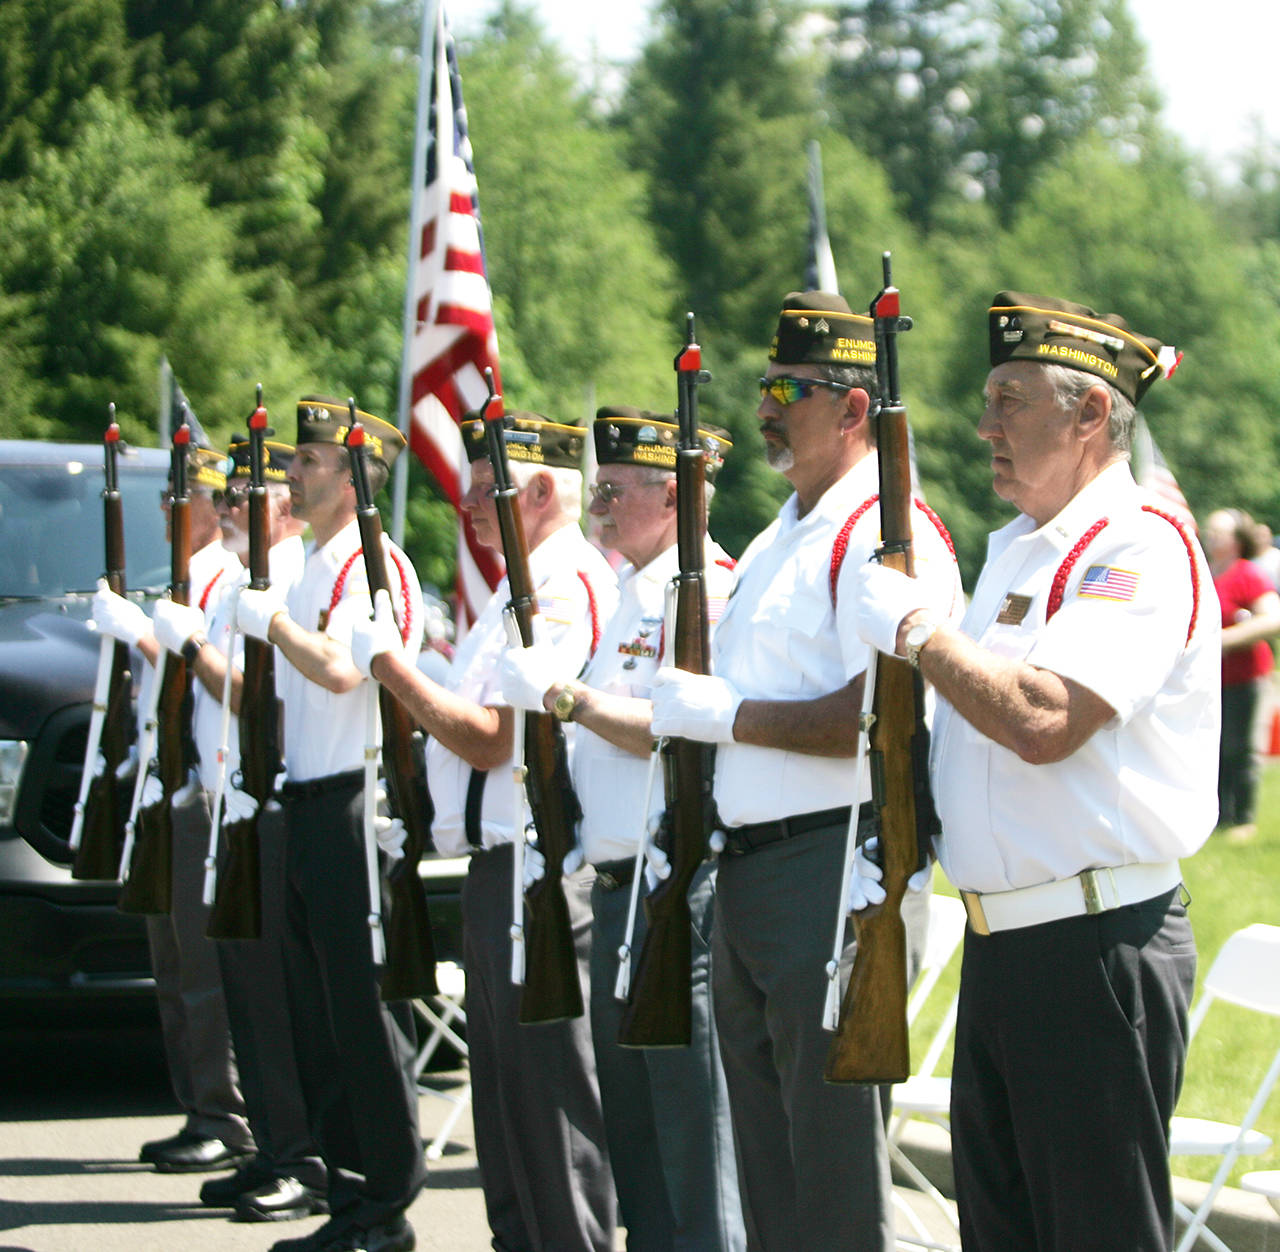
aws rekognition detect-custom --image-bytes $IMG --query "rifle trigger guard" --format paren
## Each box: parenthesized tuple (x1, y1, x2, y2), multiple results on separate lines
(859, 711, 877, 734)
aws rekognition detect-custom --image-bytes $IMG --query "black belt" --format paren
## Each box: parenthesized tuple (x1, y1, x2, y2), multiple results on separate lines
(279, 768, 364, 800)
(593, 857, 636, 892)
(720, 804, 859, 857)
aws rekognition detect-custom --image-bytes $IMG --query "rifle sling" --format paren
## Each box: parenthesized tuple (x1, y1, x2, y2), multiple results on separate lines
(465, 768, 487, 850)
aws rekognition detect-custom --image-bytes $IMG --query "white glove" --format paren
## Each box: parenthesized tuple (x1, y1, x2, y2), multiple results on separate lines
(236, 586, 288, 642)
(708, 828, 726, 855)
(93, 751, 107, 779)
(350, 589, 403, 679)
(222, 786, 259, 824)
(850, 562, 935, 657)
(153, 598, 206, 656)
(114, 745, 139, 781)
(92, 581, 151, 647)
(374, 815, 408, 861)
(499, 641, 565, 713)
(561, 845, 585, 876)
(847, 837, 933, 912)
(139, 772, 164, 809)
(523, 842, 546, 889)
(650, 668, 742, 744)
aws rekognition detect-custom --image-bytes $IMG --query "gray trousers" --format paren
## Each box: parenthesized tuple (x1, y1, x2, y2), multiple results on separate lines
(216, 801, 324, 1188)
(590, 861, 745, 1252)
(712, 820, 928, 1252)
(462, 843, 615, 1252)
(145, 791, 251, 1149)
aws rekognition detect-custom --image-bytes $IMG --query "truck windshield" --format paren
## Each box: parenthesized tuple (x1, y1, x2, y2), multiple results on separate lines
(0, 459, 170, 597)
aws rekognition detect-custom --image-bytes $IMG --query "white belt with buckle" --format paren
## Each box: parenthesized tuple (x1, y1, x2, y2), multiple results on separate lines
(960, 860, 1182, 936)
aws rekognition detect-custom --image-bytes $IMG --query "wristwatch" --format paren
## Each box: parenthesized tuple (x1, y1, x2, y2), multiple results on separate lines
(904, 618, 938, 669)
(551, 684, 579, 722)
(181, 632, 207, 666)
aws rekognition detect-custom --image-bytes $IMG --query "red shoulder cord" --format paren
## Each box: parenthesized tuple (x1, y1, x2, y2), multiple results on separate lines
(330, 545, 414, 644)
(576, 570, 602, 657)
(1046, 508, 1199, 645)
(198, 568, 225, 613)
(829, 495, 956, 607)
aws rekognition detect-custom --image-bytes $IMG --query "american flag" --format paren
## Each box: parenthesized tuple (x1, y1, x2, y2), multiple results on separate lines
(1133, 412, 1196, 533)
(399, 0, 502, 626)
(1079, 564, 1140, 603)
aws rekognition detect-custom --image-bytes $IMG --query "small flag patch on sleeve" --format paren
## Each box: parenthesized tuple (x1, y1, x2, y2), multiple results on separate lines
(1078, 564, 1139, 603)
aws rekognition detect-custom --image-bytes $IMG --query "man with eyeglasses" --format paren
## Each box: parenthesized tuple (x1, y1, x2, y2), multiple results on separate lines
(92, 442, 249, 1174)
(349, 411, 618, 1252)
(649, 291, 962, 1251)
(499, 407, 745, 1251)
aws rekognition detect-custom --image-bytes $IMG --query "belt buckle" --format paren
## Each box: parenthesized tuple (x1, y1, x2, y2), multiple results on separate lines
(1079, 868, 1115, 914)
(961, 890, 990, 936)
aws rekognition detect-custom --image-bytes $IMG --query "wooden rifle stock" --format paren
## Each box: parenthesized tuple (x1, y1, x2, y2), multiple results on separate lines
(825, 255, 935, 1084)
(73, 413, 133, 881)
(619, 313, 713, 1048)
(207, 389, 275, 939)
(120, 420, 195, 914)
(345, 409, 439, 1001)
(480, 372, 584, 1024)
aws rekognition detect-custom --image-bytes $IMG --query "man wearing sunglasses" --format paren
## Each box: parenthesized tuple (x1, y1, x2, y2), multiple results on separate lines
(649, 291, 962, 1252)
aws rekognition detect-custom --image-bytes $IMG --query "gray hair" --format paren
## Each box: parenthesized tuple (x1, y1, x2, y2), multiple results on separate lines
(1041, 363, 1136, 455)
(510, 460, 583, 521)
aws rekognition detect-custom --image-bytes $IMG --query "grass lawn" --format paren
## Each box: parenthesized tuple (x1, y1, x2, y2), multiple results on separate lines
(907, 759, 1280, 1186)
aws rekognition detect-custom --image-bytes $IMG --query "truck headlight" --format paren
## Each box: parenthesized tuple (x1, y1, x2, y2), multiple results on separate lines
(0, 739, 29, 824)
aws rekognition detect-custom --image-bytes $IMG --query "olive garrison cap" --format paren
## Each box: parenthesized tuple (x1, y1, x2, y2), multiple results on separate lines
(769, 291, 876, 368)
(461, 411, 586, 470)
(185, 446, 227, 492)
(295, 395, 406, 467)
(593, 406, 730, 483)
(988, 292, 1181, 405)
(225, 435, 294, 482)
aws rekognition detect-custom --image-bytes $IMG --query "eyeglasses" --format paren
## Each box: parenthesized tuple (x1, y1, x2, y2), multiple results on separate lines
(758, 376, 853, 406)
(588, 480, 668, 505)
(158, 486, 216, 506)
(213, 486, 249, 509)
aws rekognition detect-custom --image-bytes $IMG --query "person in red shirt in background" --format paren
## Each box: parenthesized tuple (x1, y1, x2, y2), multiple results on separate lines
(1205, 507, 1280, 841)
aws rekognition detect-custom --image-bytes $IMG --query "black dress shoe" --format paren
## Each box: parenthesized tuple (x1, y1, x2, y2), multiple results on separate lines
(151, 1134, 253, 1174)
(236, 1175, 329, 1223)
(269, 1210, 359, 1252)
(139, 1128, 200, 1165)
(340, 1215, 415, 1252)
(200, 1157, 273, 1206)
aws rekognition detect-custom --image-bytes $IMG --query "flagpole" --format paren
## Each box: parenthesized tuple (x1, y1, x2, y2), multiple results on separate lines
(392, 0, 441, 547)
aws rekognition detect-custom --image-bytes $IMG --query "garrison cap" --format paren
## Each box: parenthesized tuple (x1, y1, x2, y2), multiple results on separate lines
(295, 395, 405, 468)
(461, 410, 585, 470)
(770, 291, 876, 368)
(185, 445, 227, 492)
(593, 406, 730, 483)
(988, 292, 1181, 405)
(225, 436, 294, 482)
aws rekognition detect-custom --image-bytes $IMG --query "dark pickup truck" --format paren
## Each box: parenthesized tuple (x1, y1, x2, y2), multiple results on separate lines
(0, 439, 464, 1011)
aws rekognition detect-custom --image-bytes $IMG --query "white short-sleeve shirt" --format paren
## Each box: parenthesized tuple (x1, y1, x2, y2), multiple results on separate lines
(711, 453, 963, 828)
(930, 460, 1220, 893)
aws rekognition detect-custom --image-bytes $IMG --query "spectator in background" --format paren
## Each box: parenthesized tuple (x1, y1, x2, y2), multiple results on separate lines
(1205, 508, 1280, 842)
(1252, 521, 1280, 593)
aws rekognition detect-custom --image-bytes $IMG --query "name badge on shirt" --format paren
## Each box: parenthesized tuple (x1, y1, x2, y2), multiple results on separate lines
(996, 593, 1032, 625)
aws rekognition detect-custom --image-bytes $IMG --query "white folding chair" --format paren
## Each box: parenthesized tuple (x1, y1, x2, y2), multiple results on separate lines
(1239, 1169, 1280, 1217)
(890, 893, 967, 1252)
(415, 959, 471, 1160)
(1170, 922, 1280, 1252)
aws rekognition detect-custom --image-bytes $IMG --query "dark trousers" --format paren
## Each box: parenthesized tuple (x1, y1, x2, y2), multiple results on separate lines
(280, 777, 425, 1222)
(145, 791, 250, 1149)
(216, 801, 324, 1188)
(462, 842, 615, 1252)
(712, 820, 928, 1252)
(1219, 679, 1264, 825)
(951, 888, 1197, 1252)
(589, 861, 745, 1252)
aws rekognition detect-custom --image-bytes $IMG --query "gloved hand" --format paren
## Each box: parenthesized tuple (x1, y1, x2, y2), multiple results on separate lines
(92, 580, 151, 647)
(114, 745, 139, 781)
(374, 815, 407, 861)
(153, 598, 206, 656)
(222, 786, 259, 824)
(561, 844, 585, 877)
(171, 768, 201, 807)
(846, 836, 933, 912)
(650, 668, 742, 744)
(350, 589, 403, 679)
(236, 586, 288, 642)
(522, 841, 546, 889)
(642, 836, 671, 893)
(850, 562, 938, 657)
(139, 772, 164, 810)
(499, 640, 565, 712)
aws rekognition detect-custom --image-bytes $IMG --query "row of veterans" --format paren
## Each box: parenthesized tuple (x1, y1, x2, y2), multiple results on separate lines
(89, 285, 1220, 1252)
